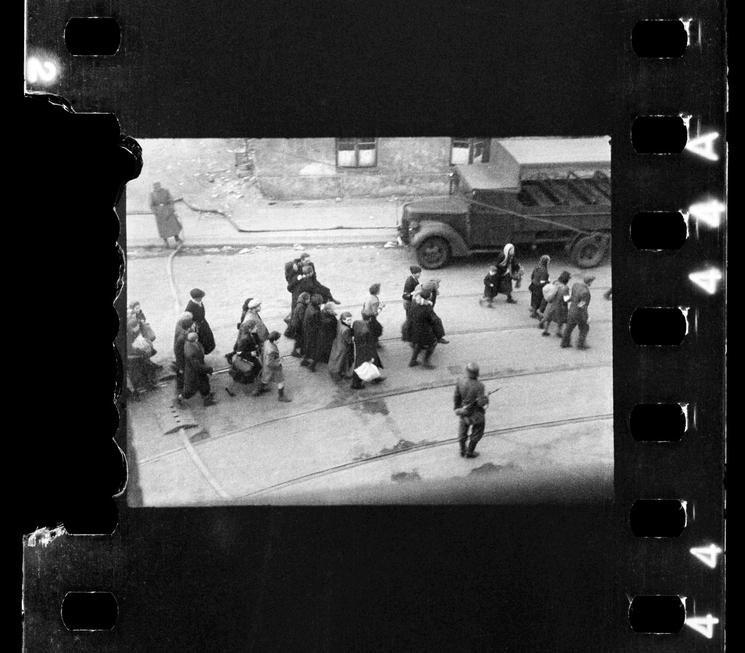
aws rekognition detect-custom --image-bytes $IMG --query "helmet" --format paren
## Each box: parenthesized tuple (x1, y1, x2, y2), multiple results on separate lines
(465, 362, 479, 377)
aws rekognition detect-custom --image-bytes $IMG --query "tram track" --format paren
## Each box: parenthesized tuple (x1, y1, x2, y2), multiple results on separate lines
(138, 359, 611, 466)
(237, 412, 614, 499)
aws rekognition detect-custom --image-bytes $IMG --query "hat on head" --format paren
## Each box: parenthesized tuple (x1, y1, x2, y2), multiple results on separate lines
(465, 362, 480, 377)
(410, 265, 422, 274)
(248, 298, 261, 309)
(190, 288, 205, 299)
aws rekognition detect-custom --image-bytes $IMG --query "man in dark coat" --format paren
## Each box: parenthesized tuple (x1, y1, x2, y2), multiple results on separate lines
(173, 312, 195, 396)
(150, 182, 183, 248)
(300, 294, 324, 371)
(178, 332, 217, 406)
(454, 362, 490, 458)
(401, 265, 422, 315)
(408, 289, 439, 369)
(351, 314, 384, 389)
(185, 288, 216, 354)
(286, 254, 341, 311)
(561, 275, 595, 350)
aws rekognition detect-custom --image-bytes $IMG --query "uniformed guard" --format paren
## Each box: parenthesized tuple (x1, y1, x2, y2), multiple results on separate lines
(454, 362, 490, 458)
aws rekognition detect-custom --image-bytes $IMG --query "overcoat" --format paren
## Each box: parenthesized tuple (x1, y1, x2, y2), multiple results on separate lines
(328, 323, 354, 378)
(352, 319, 383, 369)
(408, 301, 439, 348)
(185, 299, 216, 354)
(284, 301, 307, 341)
(302, 303, 322, 360)
(150, 187, 182, 239)
(183, 339, 212, 396)
(316, 311, 338, 363)
(495, 252, 520, 295)
(529, 265, 550, 308)
(260, 339, 284, 384)
(542, 281, 570, 325)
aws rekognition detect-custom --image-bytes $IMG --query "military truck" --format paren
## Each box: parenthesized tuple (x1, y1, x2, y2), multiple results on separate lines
(397, 137, 611, 269)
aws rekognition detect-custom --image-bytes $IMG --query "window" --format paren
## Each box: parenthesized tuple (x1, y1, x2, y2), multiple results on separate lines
(336, 138, 378, 168)
(450, 137, 491, 164)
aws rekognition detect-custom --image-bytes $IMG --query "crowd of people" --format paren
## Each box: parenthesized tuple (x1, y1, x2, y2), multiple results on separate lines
(126, 246, 603, 411)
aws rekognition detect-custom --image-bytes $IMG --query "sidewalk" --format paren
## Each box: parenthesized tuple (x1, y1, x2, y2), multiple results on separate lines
(126, 197, 407, 248)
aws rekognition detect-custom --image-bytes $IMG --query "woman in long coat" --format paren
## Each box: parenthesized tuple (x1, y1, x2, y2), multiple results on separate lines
(494, 244, 521, 303)
(314, 304, 339, 367)
(180, 332, 216, 406)
(284, 291, 310, 357)
(300, 294, 324, 370)
(408, 289, 439, 368)
(539, 270, 572, 337)
(173, 312, 194, 395)
(528, 254, 551, 318)
(351, 314, 384, 389)
(185, 288, 216, 354)
(149, 182, 183, 248)
(328, 312, 354, 381)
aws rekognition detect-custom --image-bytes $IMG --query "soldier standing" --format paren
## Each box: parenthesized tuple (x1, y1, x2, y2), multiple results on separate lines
(454, 362, 490, 458)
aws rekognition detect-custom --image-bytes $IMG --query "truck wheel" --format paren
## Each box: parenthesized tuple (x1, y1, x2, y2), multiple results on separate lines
(417, 237, 451, 269)
(571, 235, 607, 268)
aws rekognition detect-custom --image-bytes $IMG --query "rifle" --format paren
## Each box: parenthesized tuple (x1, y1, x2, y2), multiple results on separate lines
(455, 386, 501, 416)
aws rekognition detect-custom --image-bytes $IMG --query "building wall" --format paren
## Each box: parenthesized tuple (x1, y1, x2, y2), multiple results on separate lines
(252, 138, 454, 200)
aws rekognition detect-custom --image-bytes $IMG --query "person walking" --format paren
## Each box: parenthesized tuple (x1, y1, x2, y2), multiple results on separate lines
(561, 275, 595, 350)
(149, 182, 183, 248)
(185, 288, 216, 355)
(412, 279, 449, 343)
(178, 332, 217, 407)
(126, 317, 159, 392)
(284, 291, 310, 358)
(350, 313, 384, 389)
(454, 362, 490, 458)
(172, 312, 194, 397)
(479, 264, 499, 307)
(328, 312, 354, 382)
(528, 255, 551, 318)
(315, 303, 339, 367)
(252, 331, 291, 401)
(241, 298, 269, 345)
(362, 283, 385, 349)
(408, 289, 440, 369)
(401, 265, 422, 315)
(539, 271, 572, 337)
(495, 243, 521, 303)
(300, 294, 324, 371)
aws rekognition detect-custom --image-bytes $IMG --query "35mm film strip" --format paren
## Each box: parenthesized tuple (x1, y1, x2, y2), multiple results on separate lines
(22, 1, 726, 650)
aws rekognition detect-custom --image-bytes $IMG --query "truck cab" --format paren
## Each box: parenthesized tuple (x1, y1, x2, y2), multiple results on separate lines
(398, 137, 611, 269)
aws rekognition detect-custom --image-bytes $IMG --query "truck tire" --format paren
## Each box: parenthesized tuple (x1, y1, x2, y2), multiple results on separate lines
(570, 234, 608, 268)
(416, 236, 451, 269)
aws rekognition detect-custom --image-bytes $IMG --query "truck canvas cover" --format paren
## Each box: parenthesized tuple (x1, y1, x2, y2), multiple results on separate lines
(456, 136, 611, 191)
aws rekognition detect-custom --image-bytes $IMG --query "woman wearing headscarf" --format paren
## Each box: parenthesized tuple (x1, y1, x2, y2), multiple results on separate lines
(284, 291, 310, 358)
(539, 270, 572, 337)
(328, 312, 354, 381)
(350, 313, 384, 389)
(495, 243, 521, 304)
(300, 294, 324, 371)
(126, 316, 158, 392)
(185, 288, 216, 354)
(528, 254, 551, 318)
(315, 303, 339, 366)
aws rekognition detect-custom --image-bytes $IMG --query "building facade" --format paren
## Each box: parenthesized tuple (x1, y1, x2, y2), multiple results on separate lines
(250, 137, 492, 200)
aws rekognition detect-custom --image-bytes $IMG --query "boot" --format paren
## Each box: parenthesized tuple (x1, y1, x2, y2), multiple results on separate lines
(465, 451, 480, 459)
(308, 362, 317, 372)
(506, 295, 517, 304)
(278, 387, 292, 402)
(300, 358, 311, 367)
(459, 442, 467, 457)
(203, 393, 217, 407)
(290, 348, 302, 358)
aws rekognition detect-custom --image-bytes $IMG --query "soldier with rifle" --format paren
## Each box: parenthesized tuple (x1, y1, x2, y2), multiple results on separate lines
(454, 362, 500, 459)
